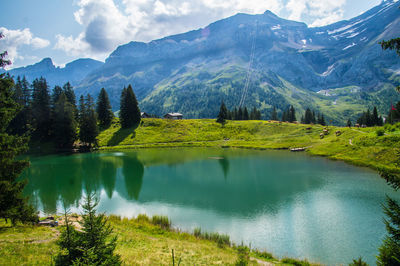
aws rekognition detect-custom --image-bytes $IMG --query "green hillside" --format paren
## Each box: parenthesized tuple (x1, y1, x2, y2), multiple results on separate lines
(140, 66, 399, 125)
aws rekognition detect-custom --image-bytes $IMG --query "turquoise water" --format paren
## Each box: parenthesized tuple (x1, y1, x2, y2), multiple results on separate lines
(23, 148, 399, 264)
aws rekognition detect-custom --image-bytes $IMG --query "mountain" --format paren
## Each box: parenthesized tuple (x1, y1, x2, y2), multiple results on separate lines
(4, 58, 104, 88)
(6, 0, 400, 124)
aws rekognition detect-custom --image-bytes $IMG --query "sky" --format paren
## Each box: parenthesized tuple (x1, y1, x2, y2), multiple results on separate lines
(0, 0, 384, 69)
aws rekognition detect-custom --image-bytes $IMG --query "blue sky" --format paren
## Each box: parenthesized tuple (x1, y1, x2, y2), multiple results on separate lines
(0, 0, 384, 68)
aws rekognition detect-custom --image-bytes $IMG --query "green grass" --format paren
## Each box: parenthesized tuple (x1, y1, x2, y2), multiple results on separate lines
(97, 118, 400, 173)
(0, 216, 321, 265)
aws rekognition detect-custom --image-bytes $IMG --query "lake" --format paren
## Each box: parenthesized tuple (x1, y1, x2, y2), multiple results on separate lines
(22, 148, 399, 265)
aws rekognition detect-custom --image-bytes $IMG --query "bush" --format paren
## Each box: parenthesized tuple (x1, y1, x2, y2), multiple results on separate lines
(349, 257, 368, 266)
(235, 245, 249, 266)
(136, 214, 150, 223)
(376, 128, 385, 136)
(281, 258, 311, 266)
(253, 249, 274, 260)
(192, 227, 230, 247)
(151, 215, 171, 229)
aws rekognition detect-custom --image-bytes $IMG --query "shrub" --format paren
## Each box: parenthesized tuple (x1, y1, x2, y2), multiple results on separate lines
(281, 258, 311, 266)
(349, 257, 368, 266)
(235, 245, 249, 266)
(376, 128, 385, 136)
(253, 249, 274, 260)
(136, 214, 150, 223)
(151, 215, 171, 229)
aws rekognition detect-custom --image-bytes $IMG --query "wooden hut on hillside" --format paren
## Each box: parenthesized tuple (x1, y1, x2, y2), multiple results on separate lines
(141, 112, 150, 118)
(164, 113, 183, 120)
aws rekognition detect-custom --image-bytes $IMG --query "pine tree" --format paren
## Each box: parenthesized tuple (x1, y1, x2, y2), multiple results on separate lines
(52, 86, 63, 106)
(56, 193, 121, 265)
(96, 88, 114, 128)
(0, 38, 37, 224)
(31, 77, 51, 139)
(289, 105, 296, 122)
(347, 119, 352, 128)
(76, 192, 121, 265)
(271, 106, 278, 121)
(243, 107, 249, 120)
(304, 108, 313, 124)
(79, 94, 98, 148)
(377, 196, 400, 265)
(119, 85, 141, 129)
(63, 82, 78, 119)
(8, 76, 31, 135)
(319, 114, 326, 126)
(53, 93, 77, 149)
(237, 107, 243, 121)
(373, 106, 380, 126)
(216, 101, 228, 125)
(281, 109, 287, 122)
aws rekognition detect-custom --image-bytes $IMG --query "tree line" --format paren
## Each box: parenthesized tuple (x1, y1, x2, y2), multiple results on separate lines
(7, 76, 141, 150)
(356, 106, 383, 127)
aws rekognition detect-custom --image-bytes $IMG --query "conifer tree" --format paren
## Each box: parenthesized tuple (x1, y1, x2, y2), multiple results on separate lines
(63, 82, 78, 119)
(79, 94, 98, 148)
(318, 114, 326, 126)
(8, 76, 31, 135)
(96, 88, 114, 128)
(0, 37, 37, 224)
(243, 107, 249, 120)
(281, 109, 287, 122)
(53, 93, 77, 149)
(347, 119, 352, 128)
(119, 85, 141, 128)
(56, 193, 121, 265)
(237, 107, 243, 120)
(31, 77, 51, 139)
(373, 107, 380, 126)
(216, 101, 228, 125)
(304, 108, 313, 124)
(271, 106, 278, 121)
(52, 86, 63, 105)
(289, 105, 296, 122)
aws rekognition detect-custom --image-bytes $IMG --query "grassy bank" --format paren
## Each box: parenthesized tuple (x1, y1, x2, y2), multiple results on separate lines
(97, 118, 400, 173)
(0, 216, 317, 265)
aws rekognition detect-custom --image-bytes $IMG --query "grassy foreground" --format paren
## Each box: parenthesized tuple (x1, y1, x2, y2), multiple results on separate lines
(97, 118, 400, 173)
(0, 216, 316, 265)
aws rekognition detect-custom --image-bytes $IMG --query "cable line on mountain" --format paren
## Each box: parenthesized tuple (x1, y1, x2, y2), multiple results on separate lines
(239, 21, 257, 108)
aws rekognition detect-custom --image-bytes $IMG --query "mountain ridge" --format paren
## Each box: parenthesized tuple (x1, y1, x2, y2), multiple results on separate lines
(4, 0, 400, 124)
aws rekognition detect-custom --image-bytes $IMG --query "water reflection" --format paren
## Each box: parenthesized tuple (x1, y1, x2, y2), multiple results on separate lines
(22, 148, 397, 265)
(23, 149, 326, 217)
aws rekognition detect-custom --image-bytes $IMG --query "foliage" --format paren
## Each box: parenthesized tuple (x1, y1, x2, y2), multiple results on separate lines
(357, 107, 383, 126)
(281, 257, 311, 266)
(79, 94, 98, 147)
(0, 36, 37, 225)
(235, 245, 249, 266)
(56, 192, 121, 265)
(96, 88, 114, 129)
(120, 84, 141, 129)
(151, 215, 171, 229)
(349, 257, 369, 266)
(376, 128, 385, 137)
(192, 227, 230, 247)
(216, 101, 228, 125)
(31, 77, 51, 140)
(270, 106, 278, 121)
(53, 93, 77, 149)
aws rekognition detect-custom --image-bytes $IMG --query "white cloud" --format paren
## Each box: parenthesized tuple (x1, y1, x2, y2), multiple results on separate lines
(0, 27, 50, 66)
(286, 0, 346, 27)
(55, 0, 284, 60)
